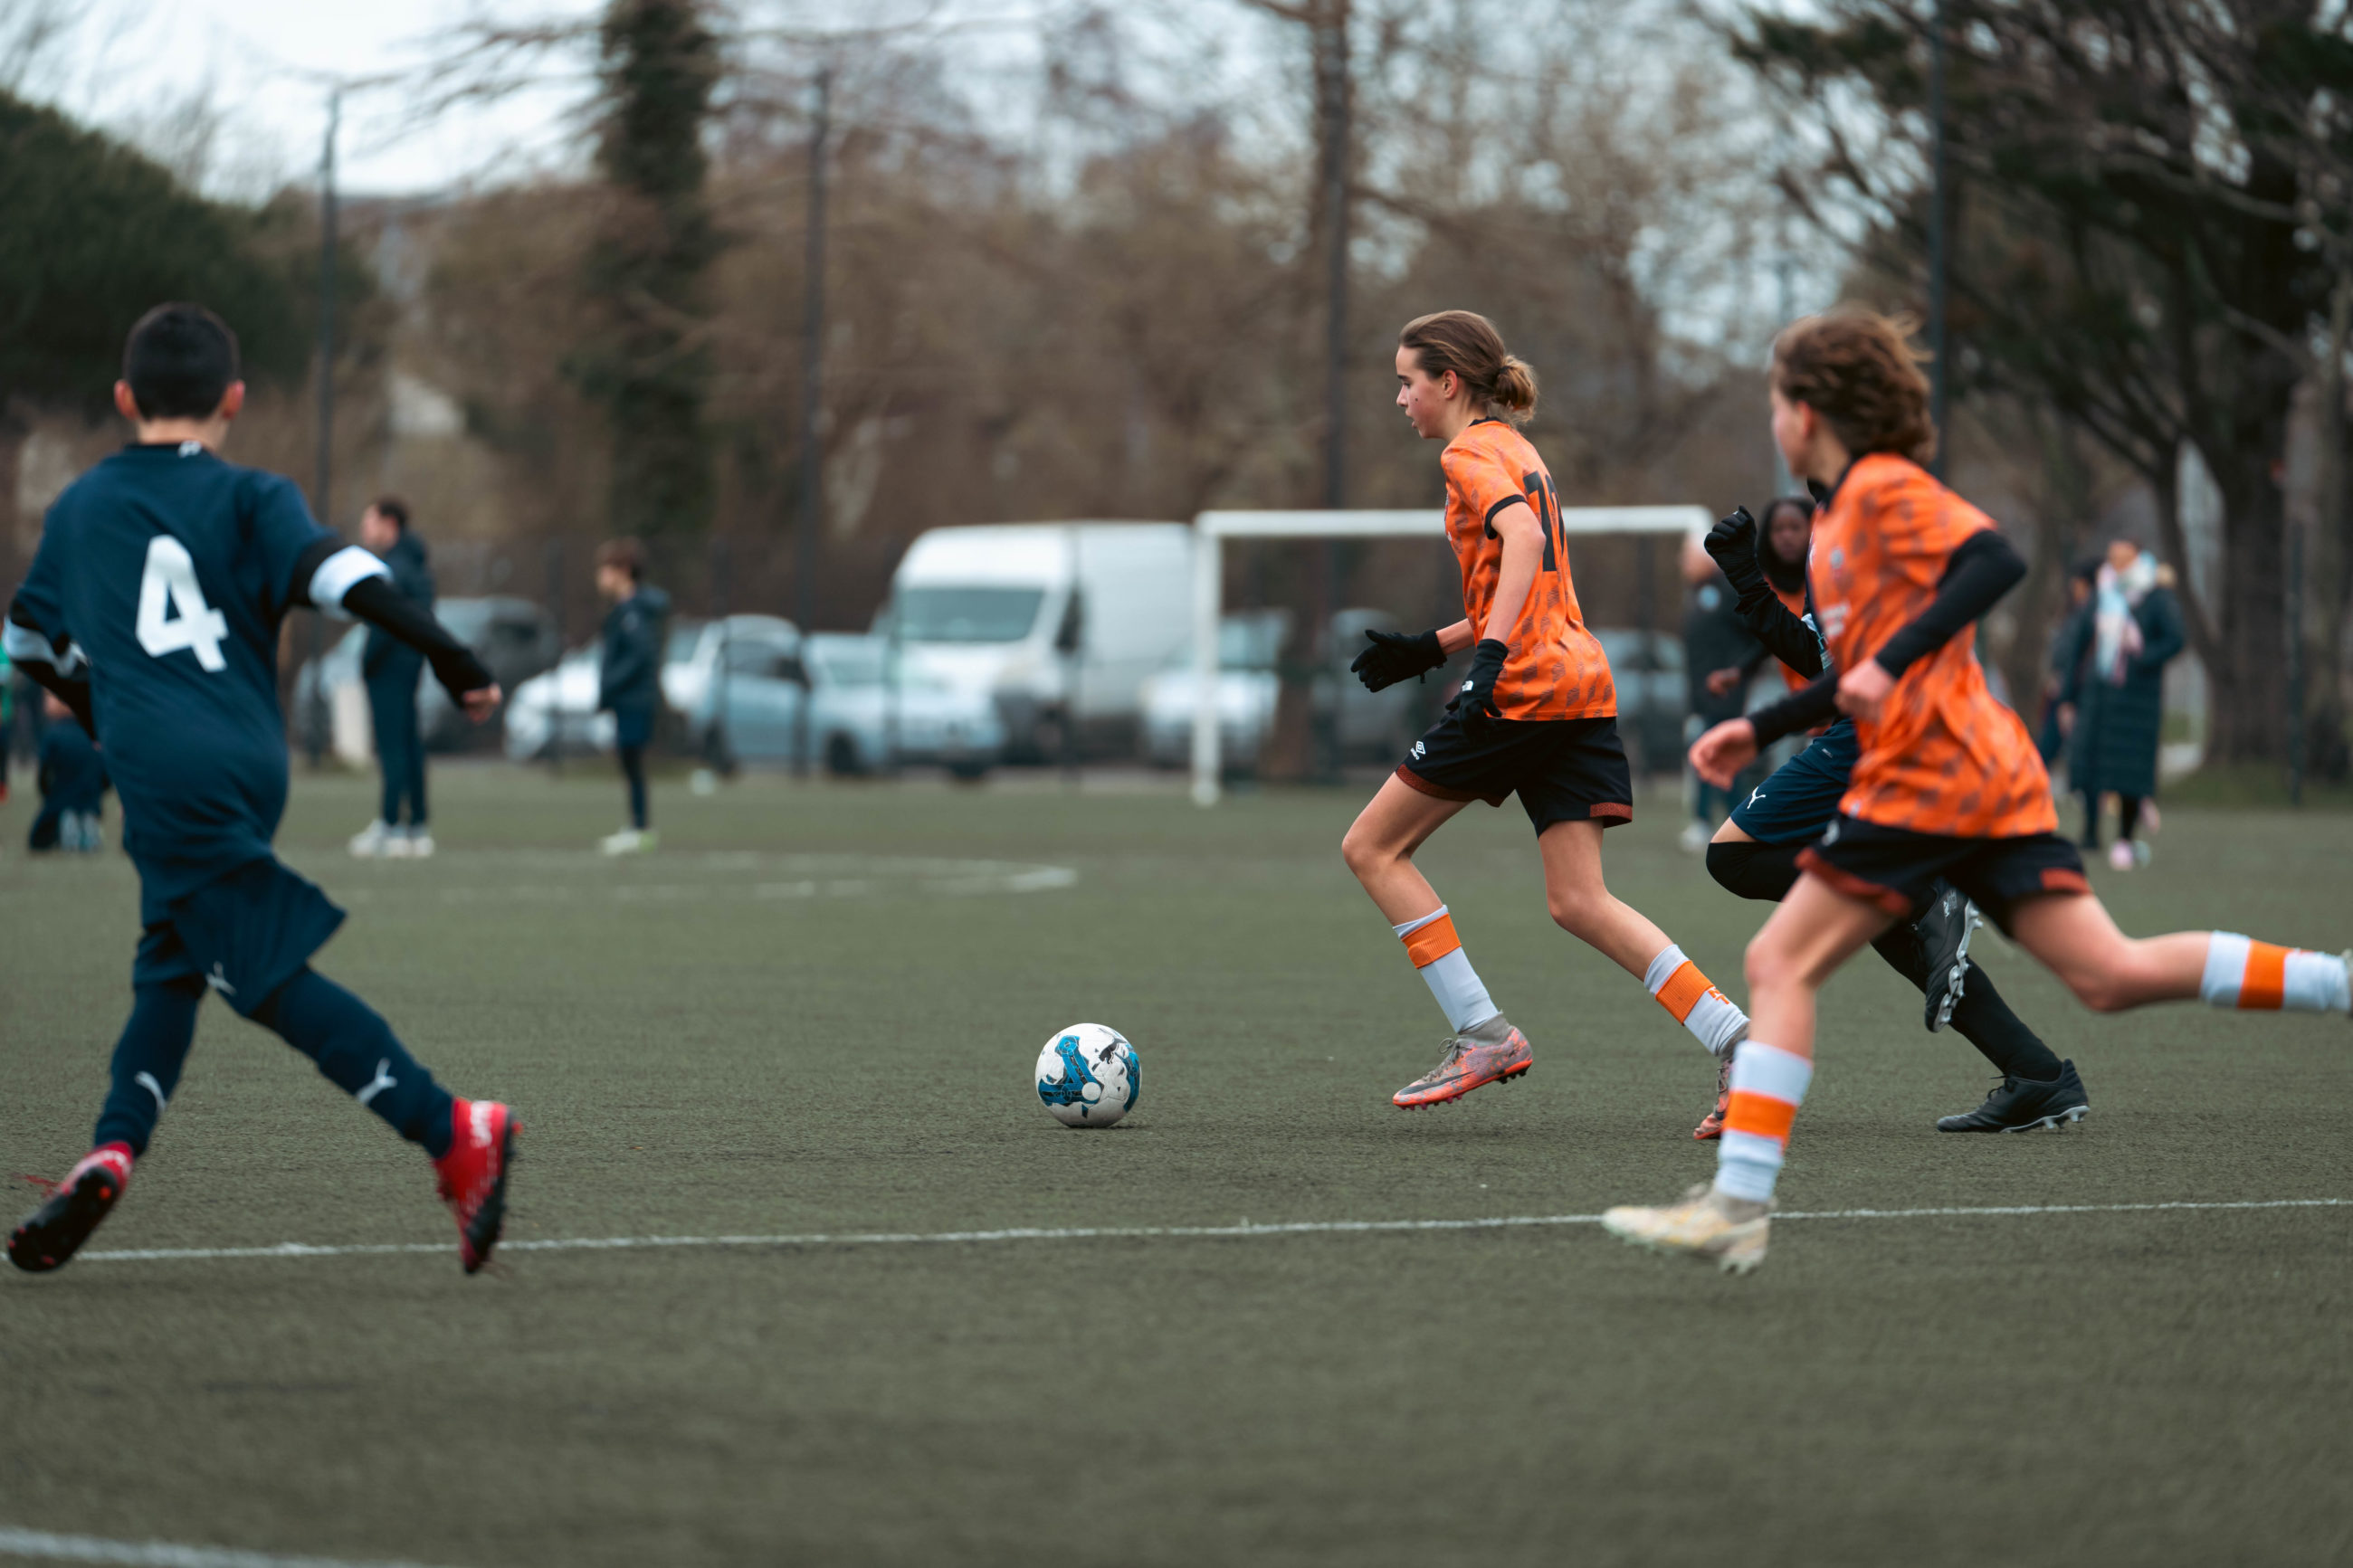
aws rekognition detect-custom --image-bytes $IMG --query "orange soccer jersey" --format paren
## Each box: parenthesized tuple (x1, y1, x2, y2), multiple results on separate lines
(1808, 453, 2055, 838)
(1439, 420, 1615, 721)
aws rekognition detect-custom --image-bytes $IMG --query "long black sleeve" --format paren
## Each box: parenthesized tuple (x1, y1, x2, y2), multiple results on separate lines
(1747, 669, 1840, 746)
(1869, 530, 2026, 678)
(1710, 519, 1827, 680)
(342, 575, 494, 698)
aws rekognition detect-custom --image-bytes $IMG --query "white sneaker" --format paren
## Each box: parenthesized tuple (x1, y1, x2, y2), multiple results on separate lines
(599, 827, 653, 856)
(348, 820, 393, 858)
(1679, 821, 1711, 854)
(1602, 1183, 1772, 1274)
(2130, 839, 2151, 868)
(2108, 840, 2135, 871)
(405, 829, 435, 860)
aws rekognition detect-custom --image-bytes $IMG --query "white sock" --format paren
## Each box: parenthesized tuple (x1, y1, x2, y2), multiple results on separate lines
(1643, 943, 1748, 1057)
(2201, 933, 2352, 1012)
(1712, 1042, 1813, 1203)
(1395, 906, 1500, 1033)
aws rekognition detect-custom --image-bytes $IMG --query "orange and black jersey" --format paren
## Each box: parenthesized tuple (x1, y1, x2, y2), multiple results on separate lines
(1808, 454, 2054, 838)
(1439, 420, 1614, 721)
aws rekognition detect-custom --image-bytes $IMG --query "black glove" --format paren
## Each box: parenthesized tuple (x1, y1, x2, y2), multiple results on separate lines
(1448, 639, 1510, 734)
(1704, 506, 1764, 586)
(1350, 627, 1445, 692)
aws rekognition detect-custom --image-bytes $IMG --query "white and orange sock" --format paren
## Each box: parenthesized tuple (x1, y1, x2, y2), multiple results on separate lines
(1643, 944, 1748, 1057)
(2199, 935, 2350, 1013)
(1712, 1042, 1812, 1203)
(1395, 907, 1500, 1034)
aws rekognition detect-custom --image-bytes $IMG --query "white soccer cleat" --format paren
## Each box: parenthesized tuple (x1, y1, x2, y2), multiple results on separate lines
(348, 820, 392, 858)
(1602, 1183, 1772, 1275)
(599, 828, 655, 856)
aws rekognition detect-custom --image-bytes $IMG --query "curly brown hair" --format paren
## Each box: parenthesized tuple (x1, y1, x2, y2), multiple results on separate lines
(1770, 309, 1937, 465)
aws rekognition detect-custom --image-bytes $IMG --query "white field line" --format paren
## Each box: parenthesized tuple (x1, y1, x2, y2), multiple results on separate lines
(71, 1197, 2348, 1267)
(0, 1525, 455, 1568)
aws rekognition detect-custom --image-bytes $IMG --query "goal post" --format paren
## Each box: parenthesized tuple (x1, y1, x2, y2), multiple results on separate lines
(1188, 506, 1714, 805)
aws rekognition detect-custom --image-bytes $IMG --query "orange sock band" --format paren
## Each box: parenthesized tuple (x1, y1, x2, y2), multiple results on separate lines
(1402, 914, 1462, 969)
(2239, 941, 2288, 1010)
(1723, 1090, 1798, 1143)
(1653, 960, 1715, 1024)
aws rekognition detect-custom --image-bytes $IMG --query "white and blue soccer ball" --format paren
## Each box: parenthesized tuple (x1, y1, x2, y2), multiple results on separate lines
(1035, 1023, 1139, 1128)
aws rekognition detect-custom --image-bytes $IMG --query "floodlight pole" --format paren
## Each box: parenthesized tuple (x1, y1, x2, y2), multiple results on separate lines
(1927, 0, 1950, 480)
(305, 88, 340, 768)
(1312, 3, 1352, 782)
(793, 63, 830, 780)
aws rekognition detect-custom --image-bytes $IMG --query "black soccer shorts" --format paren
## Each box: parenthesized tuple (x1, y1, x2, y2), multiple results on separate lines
(1796, 814, 2090, 934)
(1396, 711, 1634, 837)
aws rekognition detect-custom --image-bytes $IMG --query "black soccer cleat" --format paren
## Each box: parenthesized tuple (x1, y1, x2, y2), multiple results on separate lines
(1915, 882, 1984, 1033)
(8, 1145, 134, 1274)
(1936, 1060, 2090, 1133)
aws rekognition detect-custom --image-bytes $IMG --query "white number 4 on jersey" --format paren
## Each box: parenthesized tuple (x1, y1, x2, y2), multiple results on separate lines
(137, 535, 229, 670)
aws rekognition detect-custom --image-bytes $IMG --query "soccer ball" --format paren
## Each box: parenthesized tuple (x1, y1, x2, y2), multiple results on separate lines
(1034, 1023, 1139, 1128)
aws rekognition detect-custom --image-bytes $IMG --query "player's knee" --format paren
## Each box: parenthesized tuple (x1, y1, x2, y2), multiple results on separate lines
(1704, 840, 1753, 898)
(1546, 885, 1602, 936)
(1744, 929, 1800, 993)
(1338, 823, 1391, 881)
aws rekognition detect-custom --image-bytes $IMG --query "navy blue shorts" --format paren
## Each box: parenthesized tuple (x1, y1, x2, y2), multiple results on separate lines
(1397, 711, 1633, 836)
(1729, 720, 1859, 845)
(133, 857, 345, 1017)
(1798, 815, 2090, 934)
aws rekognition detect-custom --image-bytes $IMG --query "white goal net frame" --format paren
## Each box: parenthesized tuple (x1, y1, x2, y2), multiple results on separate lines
(1187, 506, 1712, 805)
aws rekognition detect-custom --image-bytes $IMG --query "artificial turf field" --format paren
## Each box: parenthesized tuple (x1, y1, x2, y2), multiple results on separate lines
(3, 765, 2348, 1568)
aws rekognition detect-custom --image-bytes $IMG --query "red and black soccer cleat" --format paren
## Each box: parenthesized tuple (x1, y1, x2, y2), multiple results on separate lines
(433, 1099, 518, 1275)
(9, 1142, 135, 1273)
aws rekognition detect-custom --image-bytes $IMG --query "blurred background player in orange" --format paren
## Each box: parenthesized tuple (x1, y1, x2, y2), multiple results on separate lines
(1605, 309, 2348, 1273)
(1342, 310, 1749, 1113)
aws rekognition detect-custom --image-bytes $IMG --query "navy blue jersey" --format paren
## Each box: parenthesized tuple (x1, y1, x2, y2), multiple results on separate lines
(5, 442, 386, 907)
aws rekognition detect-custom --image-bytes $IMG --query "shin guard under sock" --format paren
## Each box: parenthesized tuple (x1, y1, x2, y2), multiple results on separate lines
(1394, 907, 1500, 1033)
(252, 968, 458, 1156)
(1866, 930, 2062, 1081)
(1644, 944, 1748, 1057)
(1713, 1042, 1812, 1202)
(2201, 935, 2351, 1013)
(92, 977, 206, 1156)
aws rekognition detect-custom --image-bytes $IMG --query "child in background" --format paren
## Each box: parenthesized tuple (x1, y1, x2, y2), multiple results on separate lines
(31, 691, 109, 851)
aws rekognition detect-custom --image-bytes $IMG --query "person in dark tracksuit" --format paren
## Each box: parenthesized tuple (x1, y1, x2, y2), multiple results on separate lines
(350, 497, 435, 859)
(31, 690, 109, 851)
(595, 537, 669, 855)
(1679, 537, 1766, 851)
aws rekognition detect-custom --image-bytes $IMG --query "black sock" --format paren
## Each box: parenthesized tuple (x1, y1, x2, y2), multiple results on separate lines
(1868, 931, 2063, 1081)
(1705, 839, 1805, 902)
(92, 977, 205, 1155)
(252, 967, 457, 1157)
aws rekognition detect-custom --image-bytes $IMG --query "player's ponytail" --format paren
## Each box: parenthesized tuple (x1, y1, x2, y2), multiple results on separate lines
(1770, 309, 1937, 465)
(1399, 310, 1539, 424)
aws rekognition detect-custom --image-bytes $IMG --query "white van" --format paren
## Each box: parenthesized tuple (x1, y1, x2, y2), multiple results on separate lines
(881, 522, 1193, 761)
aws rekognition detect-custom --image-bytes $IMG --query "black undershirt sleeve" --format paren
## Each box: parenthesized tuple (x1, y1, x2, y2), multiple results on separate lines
(1746, 668, 1839, 746)
(1869, 530, 2026, 678)
(341, 576, 496, 698)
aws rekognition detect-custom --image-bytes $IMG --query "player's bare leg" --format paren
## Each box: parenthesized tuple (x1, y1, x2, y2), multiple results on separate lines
(1341, 777, 1530, 1107)
(1540, 818, 1751, 1117)
(1605, 873, 1888, 1271)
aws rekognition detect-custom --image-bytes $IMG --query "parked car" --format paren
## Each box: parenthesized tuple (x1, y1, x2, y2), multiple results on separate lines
(295, 595, 561, 760)
(681, 631, 1005, 778)
(1589, 626, 1687, 772)
(883, 521, 1193, 762)
(1137, 608, 1421, 772)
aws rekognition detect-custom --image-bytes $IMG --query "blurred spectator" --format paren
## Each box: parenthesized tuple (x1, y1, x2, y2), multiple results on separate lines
(2037, 561, 2098, 765)
(2056, 540, 2184, 869)
(1680, 534, 1764, 851)
(349, 497, 437, 860)
(30, 692, 108, 852)
(595, 537, 670, 855)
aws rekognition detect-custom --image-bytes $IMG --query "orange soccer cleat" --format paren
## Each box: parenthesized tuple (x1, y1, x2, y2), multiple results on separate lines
(1392, 1019, 1532, 1108)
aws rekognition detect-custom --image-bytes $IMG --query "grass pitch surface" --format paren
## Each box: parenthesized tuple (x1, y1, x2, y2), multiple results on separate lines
(3, 765, 2348, 1567)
